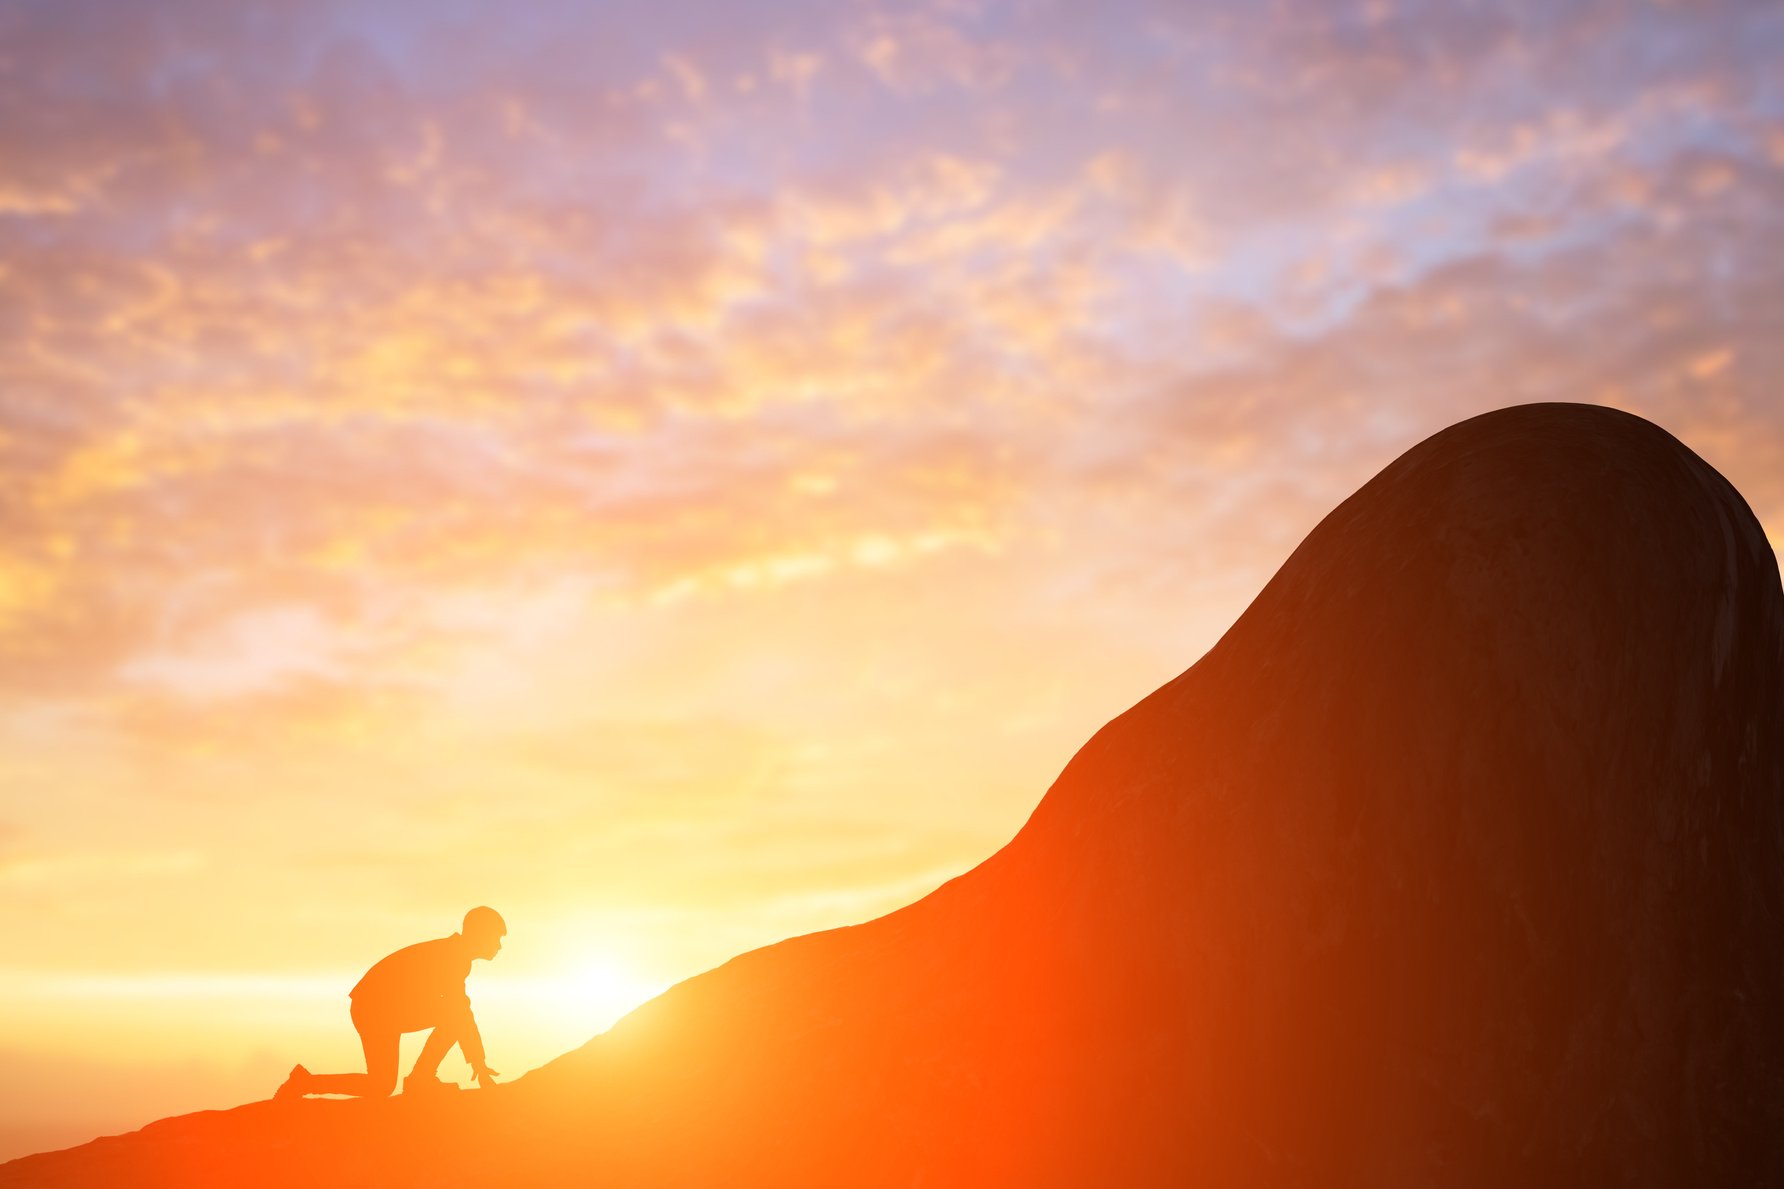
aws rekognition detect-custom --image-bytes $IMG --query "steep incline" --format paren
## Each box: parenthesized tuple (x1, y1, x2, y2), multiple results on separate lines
(8, 403, 1781, 1187)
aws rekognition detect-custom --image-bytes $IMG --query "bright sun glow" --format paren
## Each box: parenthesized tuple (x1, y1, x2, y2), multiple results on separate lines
(567, 958, 667, 1026)
(508, 958, 669, 1036)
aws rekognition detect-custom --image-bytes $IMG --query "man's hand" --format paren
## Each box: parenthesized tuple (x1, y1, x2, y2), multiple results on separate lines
(473, 1065, 501, 1089)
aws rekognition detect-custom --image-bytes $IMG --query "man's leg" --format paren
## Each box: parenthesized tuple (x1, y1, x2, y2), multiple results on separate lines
(303, 1008, 401, 1097)
(408, 1016, 465, 1086)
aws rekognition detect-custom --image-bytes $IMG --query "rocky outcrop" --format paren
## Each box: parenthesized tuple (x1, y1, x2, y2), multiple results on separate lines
(8, 403, 1780, 1187)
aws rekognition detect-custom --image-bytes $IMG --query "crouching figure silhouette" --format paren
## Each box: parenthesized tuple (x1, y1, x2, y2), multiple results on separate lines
(277, 907, 506, 1098)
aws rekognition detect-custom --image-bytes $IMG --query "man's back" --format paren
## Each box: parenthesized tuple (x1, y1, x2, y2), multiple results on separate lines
(350, 935, 471, 1025)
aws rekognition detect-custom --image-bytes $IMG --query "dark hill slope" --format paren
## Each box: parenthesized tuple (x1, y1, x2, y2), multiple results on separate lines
(8, 403, 1780, 1187)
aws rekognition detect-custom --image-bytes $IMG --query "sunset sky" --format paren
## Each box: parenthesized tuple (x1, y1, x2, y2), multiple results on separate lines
(3, 0, 1781, 1160)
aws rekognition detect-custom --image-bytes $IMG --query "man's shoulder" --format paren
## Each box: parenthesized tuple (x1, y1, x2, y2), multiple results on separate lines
(399, 934, 462, 959)
(353, 934, 465, 995)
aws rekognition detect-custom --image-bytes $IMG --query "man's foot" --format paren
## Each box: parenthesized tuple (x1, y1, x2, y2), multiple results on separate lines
(402, 1073, 458, 1095)
(275, 1064, 311, 1101)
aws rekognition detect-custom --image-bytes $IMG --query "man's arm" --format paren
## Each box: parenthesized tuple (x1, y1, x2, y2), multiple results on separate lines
(449, 990, 498, 1085)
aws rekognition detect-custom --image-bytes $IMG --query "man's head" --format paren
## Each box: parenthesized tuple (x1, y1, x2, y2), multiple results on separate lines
(462, 905, 506, 960)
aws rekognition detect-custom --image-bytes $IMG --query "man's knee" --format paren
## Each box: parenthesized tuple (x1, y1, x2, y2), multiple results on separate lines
(430, 1008, 472, 1043)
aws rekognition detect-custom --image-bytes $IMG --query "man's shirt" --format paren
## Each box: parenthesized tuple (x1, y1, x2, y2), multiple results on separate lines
(350, 934, 478, 1041)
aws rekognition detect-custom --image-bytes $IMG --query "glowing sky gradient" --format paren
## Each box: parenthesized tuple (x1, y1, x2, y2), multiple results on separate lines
(3, 0, 1782, 1160)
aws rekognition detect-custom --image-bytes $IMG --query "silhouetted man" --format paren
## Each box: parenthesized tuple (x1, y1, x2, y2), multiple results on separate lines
(277, 907, 506, 1099)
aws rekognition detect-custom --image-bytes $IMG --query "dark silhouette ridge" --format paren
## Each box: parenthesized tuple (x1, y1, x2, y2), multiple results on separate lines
(6, 403, 1780, 1187)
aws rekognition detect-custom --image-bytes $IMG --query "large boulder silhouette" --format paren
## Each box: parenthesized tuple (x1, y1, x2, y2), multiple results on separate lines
(7, 402, 1781, 1187)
